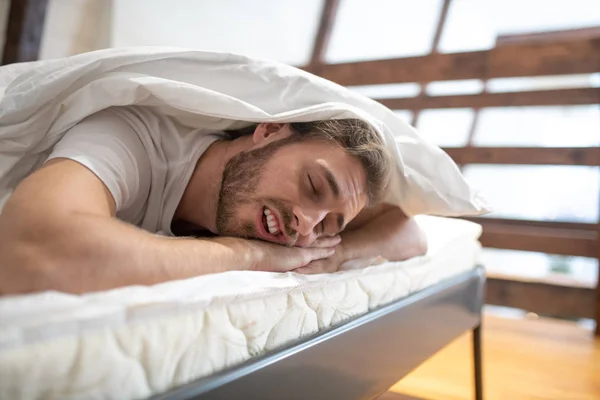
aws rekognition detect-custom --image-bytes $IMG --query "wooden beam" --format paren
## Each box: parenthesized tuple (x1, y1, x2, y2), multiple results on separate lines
(465, 108, 481, 146)
(305, 49, 485, 86)
(485, 277, 596, 319)
(461, 216, 598, 232)
(309, 0, 340, 65)
(497, 27, 600, 46)
(479, 222, 597, 257)
(378, 87, 600, 110)
(410, 0, 452, 127)
(443, 147, 600, 166)
(596, 236, 600, 334)
(596, 203, 600, 335)
(2, 0, 49, 65)
(431, 0, 452, 52)
(303, 39, 600, 86)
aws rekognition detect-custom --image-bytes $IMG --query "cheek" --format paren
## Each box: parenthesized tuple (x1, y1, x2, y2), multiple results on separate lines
(294, 235, 318, 248)
(255, 168, 300, 201)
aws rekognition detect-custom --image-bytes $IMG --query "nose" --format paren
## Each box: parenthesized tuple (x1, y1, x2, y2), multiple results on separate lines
(291, 205, 324, 238)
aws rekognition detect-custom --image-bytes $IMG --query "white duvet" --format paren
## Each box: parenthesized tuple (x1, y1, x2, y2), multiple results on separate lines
(0, 216, 482, 400)
(0, 47, 489, 217)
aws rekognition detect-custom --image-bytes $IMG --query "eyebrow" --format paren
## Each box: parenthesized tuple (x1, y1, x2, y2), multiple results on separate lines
(318, 165, 345, 231)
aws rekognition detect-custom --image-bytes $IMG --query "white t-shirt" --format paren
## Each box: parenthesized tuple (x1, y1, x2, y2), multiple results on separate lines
(47, 106, 224, 235)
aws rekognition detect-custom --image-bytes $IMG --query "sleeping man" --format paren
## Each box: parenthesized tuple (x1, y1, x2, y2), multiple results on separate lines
(0, 106, 427, 295)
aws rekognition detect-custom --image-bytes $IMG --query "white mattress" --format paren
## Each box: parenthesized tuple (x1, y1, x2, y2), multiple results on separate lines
(0, 216, 482, 400)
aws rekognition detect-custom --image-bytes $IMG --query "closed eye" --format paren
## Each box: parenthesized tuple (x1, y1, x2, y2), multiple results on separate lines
(308, 174, 318, 197)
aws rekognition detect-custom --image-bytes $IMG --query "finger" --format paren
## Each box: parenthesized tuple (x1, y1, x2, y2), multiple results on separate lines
(295, 257, 340, 275)
(294, 261, 322, 275)
(300, 247, 335, 266)
(311, 235, 341, 248)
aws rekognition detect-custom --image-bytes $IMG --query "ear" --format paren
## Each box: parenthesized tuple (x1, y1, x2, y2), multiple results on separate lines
(252, 123, 293, 145)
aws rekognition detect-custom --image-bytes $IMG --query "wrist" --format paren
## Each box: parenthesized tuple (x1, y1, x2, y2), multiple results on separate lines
(211, 236, 258, 271)
(335, 241, 349, 263)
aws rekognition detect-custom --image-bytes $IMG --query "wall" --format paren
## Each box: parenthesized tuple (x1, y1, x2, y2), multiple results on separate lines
(40, 0, 112, 60)
(110, 0, 323, 66)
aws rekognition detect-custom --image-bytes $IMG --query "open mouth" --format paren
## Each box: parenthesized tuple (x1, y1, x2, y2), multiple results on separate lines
(256, 205, 292, 245)
(262, 206, 282, 236)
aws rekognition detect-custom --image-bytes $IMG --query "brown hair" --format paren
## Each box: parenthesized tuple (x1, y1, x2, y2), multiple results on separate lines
(226, 119, 393, 203)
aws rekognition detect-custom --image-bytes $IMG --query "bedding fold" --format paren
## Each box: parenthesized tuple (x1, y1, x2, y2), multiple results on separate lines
(0, 47, 490, 217)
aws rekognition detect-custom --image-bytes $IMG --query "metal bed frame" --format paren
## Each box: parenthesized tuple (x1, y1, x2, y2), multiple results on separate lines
(150, 266, 485, 400)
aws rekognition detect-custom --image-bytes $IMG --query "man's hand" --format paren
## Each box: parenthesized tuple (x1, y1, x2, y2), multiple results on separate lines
(232, 235, 341, 273)
(292, 242, 345, 274)
(293, 204, 428, 276)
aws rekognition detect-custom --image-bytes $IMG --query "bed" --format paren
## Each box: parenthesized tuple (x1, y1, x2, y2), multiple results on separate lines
(0, 215, 484, 400)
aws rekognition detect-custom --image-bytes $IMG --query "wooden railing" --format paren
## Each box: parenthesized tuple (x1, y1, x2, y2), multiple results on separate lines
(379, 88, 600, 110)
(303, 39, 600, 85)
(304, 0, 600, 334)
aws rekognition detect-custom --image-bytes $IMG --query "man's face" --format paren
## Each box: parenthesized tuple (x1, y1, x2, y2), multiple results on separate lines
(216, 124, 368, 247)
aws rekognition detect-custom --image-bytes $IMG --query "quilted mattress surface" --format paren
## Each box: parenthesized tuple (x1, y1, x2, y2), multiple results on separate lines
(0, 216, 482, 400)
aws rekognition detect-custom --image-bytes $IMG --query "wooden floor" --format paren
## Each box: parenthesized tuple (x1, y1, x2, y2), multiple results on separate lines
(387, 314, 600, 400)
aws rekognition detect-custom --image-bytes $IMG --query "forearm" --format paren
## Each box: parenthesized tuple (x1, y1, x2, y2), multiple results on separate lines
(339, 207, 427, 263)
(0, 212, 252, 295)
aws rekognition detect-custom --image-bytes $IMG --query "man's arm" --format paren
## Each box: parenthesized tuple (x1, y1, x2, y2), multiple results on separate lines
(0, 159, 335, 295)
(340, 203, 427, 262)
(295, 203, 427, 273)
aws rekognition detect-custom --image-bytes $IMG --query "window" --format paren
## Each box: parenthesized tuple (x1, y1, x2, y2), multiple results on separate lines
(491, 0, 600, 35)
(426, 79, 484, 96)
(415, 108, 474, 147)
(473, 106, 600, 147)
(326, 0, 443, 63)
(481, 248, 598, 287)
(486, 74, 600, 93)
(463, 165, 600, 222)
(437, 0, 496, 53)
(347, 83, 421, 99)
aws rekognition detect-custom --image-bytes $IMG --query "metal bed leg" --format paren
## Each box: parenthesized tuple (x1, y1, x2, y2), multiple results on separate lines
(472, 324, 483, 400)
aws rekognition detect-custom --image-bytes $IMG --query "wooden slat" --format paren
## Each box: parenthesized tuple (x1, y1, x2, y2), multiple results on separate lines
(594, 280, 600, 334)
(486, 277, 596, 319)
(497, 27, 600, 46)
(596, 216, 600, 335)
(410, 0, 452, 127)
(465, 107, 481, 146)
(462, 216, 598, 232)
(596, 279, 600, 335)
(306, 49, 485, 86)
(2, 0, 49, 65)
(479, 222, 597, 257)
(379, 87, 600, 110)
(303, 39, 600, 86)
(431, 0, 452, 52)
(486, 271, 595, 289)
(443, 147, 600, 166)
(309, 0, 340, 65)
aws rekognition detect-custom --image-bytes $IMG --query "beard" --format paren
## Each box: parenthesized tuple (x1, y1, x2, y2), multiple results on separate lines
(216, 136, 298, 242)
